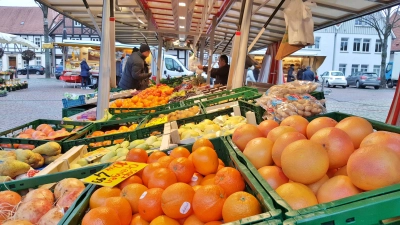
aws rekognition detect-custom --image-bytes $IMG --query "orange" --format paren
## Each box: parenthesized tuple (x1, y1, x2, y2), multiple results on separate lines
(82, 206, 121, 225)
(115, 99, 124, 107)
(310, 127, 355, 169)
(267, 126, 297, 143)
(103, 197, 132, 225)
(306, 174, 329, 195)
(131, 213, 149, 225)
(161, 183, 195, 219)
(204, 222, 223, 225)
(189, 173, 204, 186)
(275, 182, 318, 210)
(191, 147, 219, 176)
(218, 159, 224, 167)
(148, 168, 177, 189)
(118, 175, 143, 190)
(168, 157, 195, 183)
(148, 151, 168, 163)
(281, 140, 329, 184)
(317, 175, 361, 203)
(192, 185, 227, 222)
(243, 137, 274, 169)
(214, 167, 245, 196)
(157, 156, 175, 167)
(360, 131, 400, 158)
(142, 163, 164, 186)
(201, 174, 216, 185)
(257, 166, 289, 190)
(138, 188, 164, 222)
(149, 215, 180, 225)
(280, 115, 309, 136)
(257, 120, 279, 138)
(193, 185, 202, 192)
(347, 145, 400, 190)
(222, 191, 261, 223)
(121, 184, 148, 214)
(92, 131, 105, 137)
(271, 132, 306, 167)
(119, 126, 130, 132)
(126, 148, 148, 163)
(306, 117, 338, 139)
(0, 191, 21, 222)
(170, 147, 191, 158)
(335, 116, 373, 149)
(90, 187, 121, 209)
(232, 124, 263, 152)
(192, 138, 214, 152)
(183, 214, 204, 225)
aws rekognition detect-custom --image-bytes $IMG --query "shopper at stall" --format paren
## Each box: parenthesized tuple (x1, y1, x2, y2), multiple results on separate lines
(80, 58, 91, 89)
(246, 65, 256, 85)
(302, 66, 315, 81)
(297, 65, 306, 80)
(119, 44, 152, 90)
(198, 55, 230, 85)
(253, 65, 261, 81)
(287, 64, 295, 82)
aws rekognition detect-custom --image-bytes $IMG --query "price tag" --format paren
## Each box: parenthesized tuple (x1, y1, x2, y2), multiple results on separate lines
(83, 161, 147, 187)
(145, 116, 168, 127)
(82, 148, 110, 162)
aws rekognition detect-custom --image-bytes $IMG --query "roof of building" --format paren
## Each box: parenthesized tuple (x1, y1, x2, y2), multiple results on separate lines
(0, 7, 44, 35)
(391, 12, 400, 52)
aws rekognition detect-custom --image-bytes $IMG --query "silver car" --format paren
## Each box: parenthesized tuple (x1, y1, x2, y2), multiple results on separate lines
(320, 71, 348, 88)
(346, 72, 381, 89)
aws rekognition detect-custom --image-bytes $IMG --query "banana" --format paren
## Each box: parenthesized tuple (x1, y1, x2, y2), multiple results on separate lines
(106, 110, 113, 120)
(94, 109, 110, 123)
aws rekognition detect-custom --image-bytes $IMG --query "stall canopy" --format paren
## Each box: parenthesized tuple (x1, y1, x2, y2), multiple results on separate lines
(0, 32, 40, 49)
(35, 0, 400, 53)
(54, 40, 139, 51)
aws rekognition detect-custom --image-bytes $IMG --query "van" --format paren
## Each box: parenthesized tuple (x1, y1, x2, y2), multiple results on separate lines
(150, 48, 194, 80)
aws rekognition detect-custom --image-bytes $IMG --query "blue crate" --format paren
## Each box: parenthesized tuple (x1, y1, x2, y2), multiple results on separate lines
(62, 95, 86, 108)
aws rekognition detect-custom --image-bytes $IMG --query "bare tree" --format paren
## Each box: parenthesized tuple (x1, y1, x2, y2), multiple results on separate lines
(361, 6, 400, 88)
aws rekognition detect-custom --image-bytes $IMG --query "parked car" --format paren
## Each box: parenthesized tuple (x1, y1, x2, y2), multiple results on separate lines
(17, 66, 45, 75)
(320, 71, 347, 88)
(55, 63, 64, 79)
(346, 72, 381, 89)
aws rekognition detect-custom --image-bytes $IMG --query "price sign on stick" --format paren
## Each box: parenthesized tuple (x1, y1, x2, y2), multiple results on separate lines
(83, 161, 147, 187)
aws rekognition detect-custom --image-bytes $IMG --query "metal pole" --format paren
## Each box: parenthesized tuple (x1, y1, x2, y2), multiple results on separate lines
(96, 0, 111, 120)
(206, 16, 216, 85)
(82, 0, 102, 36)
(233, 0, 253, 88)
(110, 0, 116, 88)
(199, 38, 205, 65)
(227, 31, 241, 89)
(156, 36, 163, 84)
(332, 27, 338, 70)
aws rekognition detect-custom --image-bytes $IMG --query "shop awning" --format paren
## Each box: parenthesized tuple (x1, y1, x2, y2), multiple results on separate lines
(54, 40, 140, 51)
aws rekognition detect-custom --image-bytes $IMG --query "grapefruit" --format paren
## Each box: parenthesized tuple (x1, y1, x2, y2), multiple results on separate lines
(317, 175, 361, 203)
(257, 120, 279, 138)
(275, 182, 318, 210)
(306, 117, 338, 139)
(306, 175, 329, 195)
(267, 126, 297, 143)
(360, 131, 400, 158)
(243, 138, 274, 169)
(280, 115, 309, 136)
(232, 124, 263, 152)
(271, 132, 306, 167)
(257, 166, 289, 190)
(335, 117, 373, 149)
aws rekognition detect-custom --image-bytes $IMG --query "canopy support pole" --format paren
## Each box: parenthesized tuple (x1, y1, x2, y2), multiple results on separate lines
(232, 0, 253, 88)
(199, 37, 205, 65)
(82, 0, 102, 36)
(96, 0, 111, 120)
(227, 32, 240, 89)
(110, 0, 116, 88)
(157, 35, 163, 84)
(247, 0, 285, 53)
(206, 16, 216, 85)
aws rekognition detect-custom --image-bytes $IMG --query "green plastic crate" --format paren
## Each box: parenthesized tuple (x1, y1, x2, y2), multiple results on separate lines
(239, 100, 264, 124)
(232, 86, 259, 93)
(184, 88, 258, 105)
(62, 108, 86, 118)
(108, 101, 183, 115)
(201, 91, 262, 108)
(309, 91, 325, 100)
(0, 119, 93, 149)
(62, 137, 282, 225)
(227, 112, 400, 224)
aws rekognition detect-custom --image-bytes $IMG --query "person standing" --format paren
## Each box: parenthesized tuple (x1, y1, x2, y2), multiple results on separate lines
(302, 66, 315, 81)
(80, 58, 91, 89)
(297, 65, 306, 80)
(198, 55, 230, 85)
(287, 64, 295, 82)
(118, 44, 152, 90)
(246, 65, 256, 85)
(253, 65, 260, 81)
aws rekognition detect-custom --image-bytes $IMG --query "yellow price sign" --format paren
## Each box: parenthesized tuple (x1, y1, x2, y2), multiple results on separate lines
(145, 116, 168, 127)
(83, 161, 147, 187)
(83, 148, 110, 162)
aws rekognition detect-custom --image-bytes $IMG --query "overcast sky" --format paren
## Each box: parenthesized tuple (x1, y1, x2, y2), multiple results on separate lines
(0, 0, 38, 6)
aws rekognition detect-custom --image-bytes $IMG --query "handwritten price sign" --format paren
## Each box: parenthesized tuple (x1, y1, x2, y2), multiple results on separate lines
(145, 116, 168, 127)
(83, 161, 147, 187)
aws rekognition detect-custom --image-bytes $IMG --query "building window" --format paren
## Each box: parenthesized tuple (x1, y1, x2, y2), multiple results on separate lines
(375, 39, 382, 52)
(36, 57, 41, 66)
(91, 38, 100, 41)
(70, 37, 80, 40)
(353, 38, 361, 51)
(355, 16, 368, 26)
(361, 65, 368, 72)
(340, 38, 348, 51)
(351, 64, 359, 74)
(339, 64, 346, 75)
(373, 65, 380, 74)
(307, 37, 321, 49)
(74, 21, 81, 26)
(34, 37, 41, 48)
(362, 39, 370, 52)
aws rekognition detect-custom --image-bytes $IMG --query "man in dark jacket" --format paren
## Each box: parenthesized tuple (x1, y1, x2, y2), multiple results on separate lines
(80, 58, 91, 89)
(297, 65, 306, 80)
(198, 55, 230, 85)
(302, 66, 315, 81)
(118, 44, 152, 90)
(287, 64, 295, 82)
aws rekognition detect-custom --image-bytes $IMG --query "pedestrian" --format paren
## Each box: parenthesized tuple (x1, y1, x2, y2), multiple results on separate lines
(80, 58, 91, 89)
(287, 64, 295, 82)
(253, 65, 260, 81)
(297, 65, 306, 80)
(198, 55, 230, 85)
(302, 66, 315, 81)
(118, 44, 152, 90)
(246, 65, 256, 85)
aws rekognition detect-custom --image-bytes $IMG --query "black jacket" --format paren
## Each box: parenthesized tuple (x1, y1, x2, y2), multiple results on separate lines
(302, 69, 315, 81)
(297, 69, 305, 80)
(287, 67, 295, 82)
(203, 64, 230, 85)
(118, 52, 150, 90)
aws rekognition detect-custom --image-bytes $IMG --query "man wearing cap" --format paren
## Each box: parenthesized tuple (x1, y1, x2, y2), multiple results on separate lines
(302, 66, 315, 81)
(119, 44, 152, 90)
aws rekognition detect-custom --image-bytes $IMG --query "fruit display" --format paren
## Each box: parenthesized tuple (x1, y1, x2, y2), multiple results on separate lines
(0, 142, 63, 181)
(145, 105, 201, 126)
(0, 177, 86, 224)
(257, 81, 326, 122)
(168, 90, 197, 103)
(86, 123, 139, 138)
(80, 138, 263, 224)
(110, 84, 174, 109)
(231, 115, 400, 210)
(88, 131, 163, 149)
(178, 115, 247, 140)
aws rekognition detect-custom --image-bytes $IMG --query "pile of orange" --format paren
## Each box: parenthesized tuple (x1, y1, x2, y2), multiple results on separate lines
(232, 115, 400, 210)
(82, 138, 262, 225)
(88, 124, 138, 147)
(110, 85, 175, 109)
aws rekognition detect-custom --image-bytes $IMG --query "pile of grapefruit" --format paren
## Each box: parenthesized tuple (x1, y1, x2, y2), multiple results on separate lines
(232, 115, 400, 210)
(81, 139, 262, 225)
